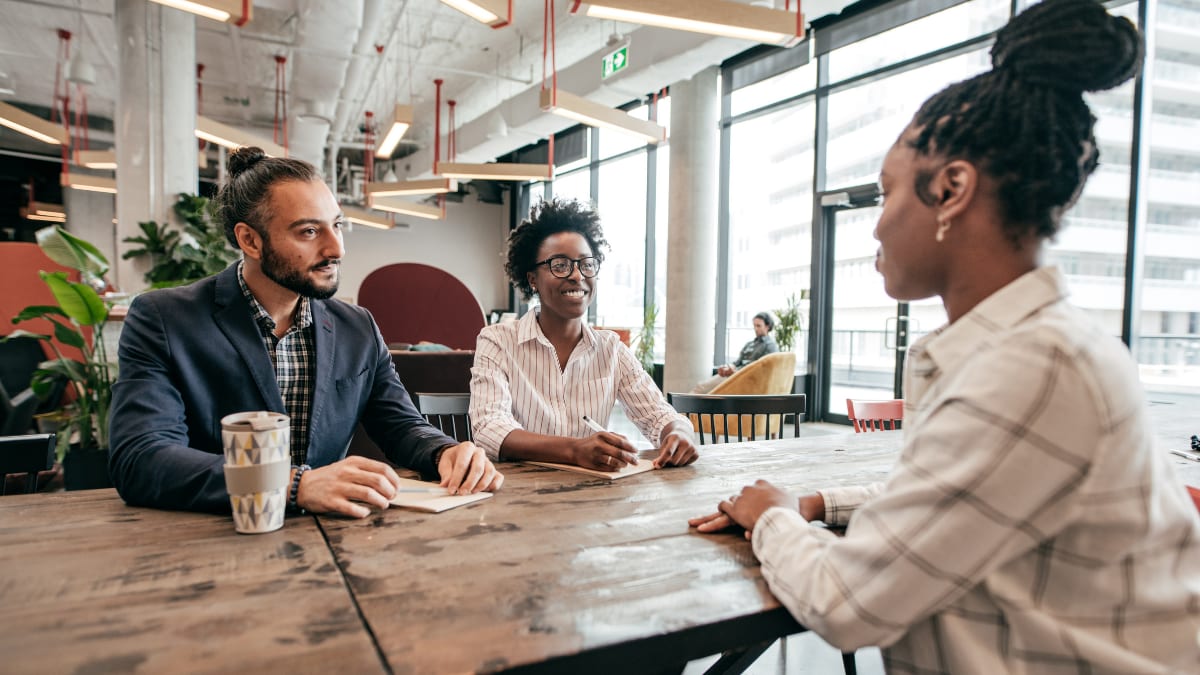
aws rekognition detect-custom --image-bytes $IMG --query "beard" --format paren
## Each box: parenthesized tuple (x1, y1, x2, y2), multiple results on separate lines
(260, 240, 340, 300)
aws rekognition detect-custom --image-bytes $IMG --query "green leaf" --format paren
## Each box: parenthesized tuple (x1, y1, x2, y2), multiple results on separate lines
(52, 321, 86, 348)
(11, 305, 68, 323)
(40, 272, 108, 326)
(37, 226, 109, 277)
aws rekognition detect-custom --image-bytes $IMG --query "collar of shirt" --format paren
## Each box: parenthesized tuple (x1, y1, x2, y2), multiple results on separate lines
(911, 266, 1069, 378)
(236, 261, 313, 336)
(517, 308, 597, 356)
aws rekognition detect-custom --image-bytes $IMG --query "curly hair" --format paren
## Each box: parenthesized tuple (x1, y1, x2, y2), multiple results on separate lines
(906, 0, 1142, 245)
(213, 146, 320, 247)
(505, 198, 609, 300)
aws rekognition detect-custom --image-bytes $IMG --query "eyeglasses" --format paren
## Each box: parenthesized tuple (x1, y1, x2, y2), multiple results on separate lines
(535, 255, 600, 279)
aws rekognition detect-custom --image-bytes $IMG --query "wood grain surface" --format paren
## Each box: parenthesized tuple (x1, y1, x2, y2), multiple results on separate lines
(0, 491, 385, 675)
(319, 430, 901, 675)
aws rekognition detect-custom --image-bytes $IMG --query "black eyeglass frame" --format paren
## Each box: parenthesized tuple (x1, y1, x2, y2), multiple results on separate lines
(534, 255, 601, 279)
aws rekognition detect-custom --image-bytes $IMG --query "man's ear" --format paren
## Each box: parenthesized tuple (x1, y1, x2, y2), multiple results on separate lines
(234, 222, 264, 261)
(933, 159, 977, 220)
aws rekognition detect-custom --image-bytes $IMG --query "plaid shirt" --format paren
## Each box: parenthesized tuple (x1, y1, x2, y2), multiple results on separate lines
(753, 267, 1200, 672)
(238, 263, 315, 466)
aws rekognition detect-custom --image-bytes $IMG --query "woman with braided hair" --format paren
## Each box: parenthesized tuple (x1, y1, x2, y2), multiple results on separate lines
(691, 0, 1200, 670)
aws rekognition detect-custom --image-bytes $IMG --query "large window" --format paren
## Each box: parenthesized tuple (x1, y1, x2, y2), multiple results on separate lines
(596, 154, 648, 328)
(726, 101, 816, 371)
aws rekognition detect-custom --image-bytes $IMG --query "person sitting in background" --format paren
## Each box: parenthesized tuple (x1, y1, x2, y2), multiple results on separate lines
(691, 311, 779, 394)
(470, 198, 698, 471)
(109, 147, 502, 517)
(690, 0, 1200, 670)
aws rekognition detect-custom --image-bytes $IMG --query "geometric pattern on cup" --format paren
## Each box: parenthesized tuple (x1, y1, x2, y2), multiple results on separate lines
(222, 428, 290, 466)
(230, 486, 286, 534)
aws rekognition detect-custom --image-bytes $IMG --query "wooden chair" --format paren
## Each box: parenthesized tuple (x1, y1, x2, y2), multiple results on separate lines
(846, 399, 903, 433)
(667, 393, 806, 445)
(415, 392, 472, 442)
(0, 433, 55, 495)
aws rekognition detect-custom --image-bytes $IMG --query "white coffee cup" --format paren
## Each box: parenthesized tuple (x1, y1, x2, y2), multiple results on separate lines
(221, 411, 290, 534)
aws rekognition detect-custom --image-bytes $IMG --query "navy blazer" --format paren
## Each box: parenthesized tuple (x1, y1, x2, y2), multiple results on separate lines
(109, 264, 455, 512)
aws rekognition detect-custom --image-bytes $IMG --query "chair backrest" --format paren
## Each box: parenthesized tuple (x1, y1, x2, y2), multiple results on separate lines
(846, 399, 904, 433)
(415, 392, 472, 442)
(0, 433, 55, 495)
(668, 393, 807, 445)
(708, 352, 798, 436)
(0, 335, 57, 436)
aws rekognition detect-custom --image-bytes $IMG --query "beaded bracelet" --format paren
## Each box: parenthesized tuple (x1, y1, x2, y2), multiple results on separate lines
(289, 464, 311, 513)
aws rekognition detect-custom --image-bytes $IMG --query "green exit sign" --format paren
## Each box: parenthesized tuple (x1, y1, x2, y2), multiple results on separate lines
(602, 46, 628, 79)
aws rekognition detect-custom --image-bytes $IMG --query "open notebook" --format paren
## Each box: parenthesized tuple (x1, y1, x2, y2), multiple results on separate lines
(389, 477, 493, 513)
(526, 457, 657, 480)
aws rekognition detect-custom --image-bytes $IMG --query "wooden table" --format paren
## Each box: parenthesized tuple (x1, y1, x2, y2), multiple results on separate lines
(0, 490, 386, 674)
(3, 428, 1196, 675)
(318, 431, 900, 674)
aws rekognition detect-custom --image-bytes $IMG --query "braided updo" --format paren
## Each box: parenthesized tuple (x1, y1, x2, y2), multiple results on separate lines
(214, 146, 320, 247)
(906, 0, 1142, 244)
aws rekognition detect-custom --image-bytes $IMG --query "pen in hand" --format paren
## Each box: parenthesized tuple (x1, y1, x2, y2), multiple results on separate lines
(581, 415, 606, 434)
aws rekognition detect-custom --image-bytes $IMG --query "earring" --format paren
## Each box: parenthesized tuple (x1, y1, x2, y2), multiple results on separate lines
(935, 214, 952, 243)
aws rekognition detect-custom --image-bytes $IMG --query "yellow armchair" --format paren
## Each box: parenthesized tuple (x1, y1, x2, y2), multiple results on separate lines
(691, 352, 797, 439)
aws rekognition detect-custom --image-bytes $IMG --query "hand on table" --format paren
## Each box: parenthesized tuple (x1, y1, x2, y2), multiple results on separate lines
(654, 428, 699, 468)
(296, 455, 402, 518)
(571, 432, 638, 471)
(437, 442, 504, 494)
(689, 485, 825, 540)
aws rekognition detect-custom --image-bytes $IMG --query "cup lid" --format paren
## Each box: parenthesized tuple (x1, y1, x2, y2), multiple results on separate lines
(221, 410, 289, 432)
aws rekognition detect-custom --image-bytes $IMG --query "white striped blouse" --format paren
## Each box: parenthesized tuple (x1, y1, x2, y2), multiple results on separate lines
(469, 309, 687, 460)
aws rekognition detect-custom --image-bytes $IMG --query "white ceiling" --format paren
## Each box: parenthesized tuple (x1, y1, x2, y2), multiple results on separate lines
(0, 0, 855, 181)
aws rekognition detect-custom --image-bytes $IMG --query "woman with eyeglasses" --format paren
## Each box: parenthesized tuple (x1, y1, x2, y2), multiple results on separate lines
(469, 198, 699, 471)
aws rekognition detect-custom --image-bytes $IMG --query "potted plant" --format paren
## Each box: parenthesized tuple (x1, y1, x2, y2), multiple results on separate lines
(6, 226, 115, 489)
(633, 302, 658, 376)
(774, 293, 803, 352)
(122, 193, 238, 288)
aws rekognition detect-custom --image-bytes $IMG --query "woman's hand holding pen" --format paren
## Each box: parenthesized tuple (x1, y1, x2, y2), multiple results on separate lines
(573, 416, 638, 470)
(570, 433, 638, 471)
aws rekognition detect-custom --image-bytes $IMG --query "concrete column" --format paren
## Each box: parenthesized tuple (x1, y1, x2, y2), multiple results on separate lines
(663, 66, 720, 394)
(114, 0, 197, 292)
(64, 187, 117, 266)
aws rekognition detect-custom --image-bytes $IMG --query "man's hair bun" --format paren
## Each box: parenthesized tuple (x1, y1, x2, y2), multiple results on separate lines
(227, 146, 268, 179)
(990, 0, 1142, 94)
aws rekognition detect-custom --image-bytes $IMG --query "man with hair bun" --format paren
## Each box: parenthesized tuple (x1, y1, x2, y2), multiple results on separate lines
(110, 147, 502, 517)
(691, 0, 1200, 670)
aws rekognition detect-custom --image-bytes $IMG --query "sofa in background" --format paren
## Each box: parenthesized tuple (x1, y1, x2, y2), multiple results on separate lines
(357, 262, 485, 351)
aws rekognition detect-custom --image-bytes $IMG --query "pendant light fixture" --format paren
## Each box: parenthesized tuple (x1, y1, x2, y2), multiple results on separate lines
(439, 0, 512, 28)
(147, 0, 252, 26)
(571, 0, 804, 47)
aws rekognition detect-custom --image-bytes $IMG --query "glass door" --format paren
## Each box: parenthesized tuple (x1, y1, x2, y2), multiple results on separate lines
(808, 184, 945, 423)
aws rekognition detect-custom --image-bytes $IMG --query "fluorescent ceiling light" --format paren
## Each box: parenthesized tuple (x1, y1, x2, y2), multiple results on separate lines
(369, 196, 445, 221)
(196, 115, 286, 157)
(61, 172, 117, 194)
(0, 100, 68, 145)
(539, 89, 666, 145)
(77, 149, 117, 170)
(574, 0, 803, 47)
(147, 0, 252, 25)
(437, 162, 551, 182)
(343, 206, 394, 230)
(365, 178, 458, 197)
(439, 0, 511, 27)
(375, 104, 414, 159)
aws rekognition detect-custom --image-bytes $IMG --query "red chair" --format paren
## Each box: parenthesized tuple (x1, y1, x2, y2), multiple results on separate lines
(1186, 486, 1200, 514)
(846, 399, 903, 433)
